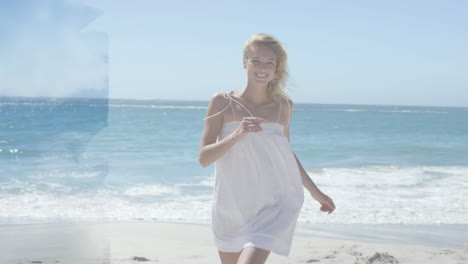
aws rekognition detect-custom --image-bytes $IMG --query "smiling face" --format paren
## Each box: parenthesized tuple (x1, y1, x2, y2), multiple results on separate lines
(243, 44, 277, 85)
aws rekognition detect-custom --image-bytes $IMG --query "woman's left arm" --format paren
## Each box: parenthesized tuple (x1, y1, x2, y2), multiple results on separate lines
(293, 153, 336, 214)
(283, 98, 336, 214)
(292, 152, 324, 199)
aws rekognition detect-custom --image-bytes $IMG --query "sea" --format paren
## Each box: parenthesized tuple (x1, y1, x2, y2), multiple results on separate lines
(1, 96, 467, 229)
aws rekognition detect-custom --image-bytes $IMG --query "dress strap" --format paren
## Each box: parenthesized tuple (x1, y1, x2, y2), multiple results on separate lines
(227, 91, 255, 118)
(227, 93, 236, 121)
(202, 92, 233, 121)
(276, 98, 282, 123)
(285, 97, 291, 127)
(202, 91, 256, 121)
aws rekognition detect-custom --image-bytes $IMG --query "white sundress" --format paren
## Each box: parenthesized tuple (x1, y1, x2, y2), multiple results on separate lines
(203, 91, 304, 256)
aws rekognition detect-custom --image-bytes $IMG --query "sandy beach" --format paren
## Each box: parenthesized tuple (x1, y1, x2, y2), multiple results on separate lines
(1, 221, 467, 264)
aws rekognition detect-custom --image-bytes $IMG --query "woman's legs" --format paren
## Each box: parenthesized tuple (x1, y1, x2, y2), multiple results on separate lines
(218, 250, 242, 264)
(236, 246, 271, 264)
(218, 247, 271, 264)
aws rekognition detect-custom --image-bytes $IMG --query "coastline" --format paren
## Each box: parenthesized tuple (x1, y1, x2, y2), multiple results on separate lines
(1, 220, 467, 264)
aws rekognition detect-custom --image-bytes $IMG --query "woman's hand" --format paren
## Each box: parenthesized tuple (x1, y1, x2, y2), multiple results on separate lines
(232, 117, 265, 140)
(316, 193, 336, 214)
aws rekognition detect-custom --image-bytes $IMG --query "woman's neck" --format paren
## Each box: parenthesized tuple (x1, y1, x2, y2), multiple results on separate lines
(238, 83, 272, 106)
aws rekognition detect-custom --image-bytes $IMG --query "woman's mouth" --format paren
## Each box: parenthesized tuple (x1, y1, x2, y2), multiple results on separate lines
(255, 73, 268, 78)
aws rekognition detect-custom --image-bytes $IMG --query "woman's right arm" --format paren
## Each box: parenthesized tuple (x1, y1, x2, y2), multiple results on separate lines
(198, 92, 263, 168)
(198, 93, 240, 168)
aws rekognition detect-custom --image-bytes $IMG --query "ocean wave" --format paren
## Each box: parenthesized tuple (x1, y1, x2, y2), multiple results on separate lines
(0, 165, 467, 224)
(0, 188, 465, 225)
(326, 109, 368, 112)
(0, 102, 52, 106)
(343, 109, 368, 112)
(0, 148, 23, 156)
(326, 109, 448, 114)
(308, 165, 468, 188)
(90, 104, 206, 109)
(123, 184, 181, 197)
(380, 110, 447, 114)
(0, 101, 206, 110)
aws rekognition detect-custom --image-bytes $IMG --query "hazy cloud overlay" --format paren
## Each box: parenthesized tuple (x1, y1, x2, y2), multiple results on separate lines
(0, 0, 108, 98)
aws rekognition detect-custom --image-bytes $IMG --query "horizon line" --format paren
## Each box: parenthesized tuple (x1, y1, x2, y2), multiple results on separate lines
(0, 95, 467, 109)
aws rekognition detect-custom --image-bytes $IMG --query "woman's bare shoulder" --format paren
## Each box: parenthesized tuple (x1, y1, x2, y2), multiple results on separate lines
(278, 95, 293, 127)
(281, 95, 293, 110)
(208, 91, 230, 108)
(210, 91, 227, 99)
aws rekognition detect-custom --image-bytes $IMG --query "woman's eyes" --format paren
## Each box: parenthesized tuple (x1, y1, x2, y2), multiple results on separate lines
(251, 60, 275, 65)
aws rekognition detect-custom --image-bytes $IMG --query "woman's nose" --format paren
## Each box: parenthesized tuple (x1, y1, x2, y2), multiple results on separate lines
(259, 62, 272, 70)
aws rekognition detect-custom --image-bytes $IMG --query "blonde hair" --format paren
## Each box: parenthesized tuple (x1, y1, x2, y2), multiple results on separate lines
(243, 33, 289, 102)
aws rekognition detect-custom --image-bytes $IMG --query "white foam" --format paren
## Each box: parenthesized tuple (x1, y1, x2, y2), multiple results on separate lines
(0, 102, 51, 106)
(90, 104, 206, 109)
(175, 177, 214, 188)
(325, 108, 448, 114)
(123, 184, 181, 197)
(343, 109, 367, 112)
(0, 190, 213, 224)
(1, 166, 466, 225)
(381, 110, 447, 114)
(298, 166, 468, 224)
(29, 168, 103, 179)
(0, 179, 73, 194)
(327, 108, 368, 112)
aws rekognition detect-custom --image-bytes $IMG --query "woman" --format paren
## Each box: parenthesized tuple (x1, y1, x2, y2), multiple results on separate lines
(198, 33, 335, 264)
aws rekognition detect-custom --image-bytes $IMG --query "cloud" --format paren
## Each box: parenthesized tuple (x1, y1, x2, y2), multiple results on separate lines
(0, 0, 108, 98)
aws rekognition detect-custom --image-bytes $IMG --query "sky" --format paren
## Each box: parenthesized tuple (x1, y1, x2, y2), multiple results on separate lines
(0, 0, 467, 107)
